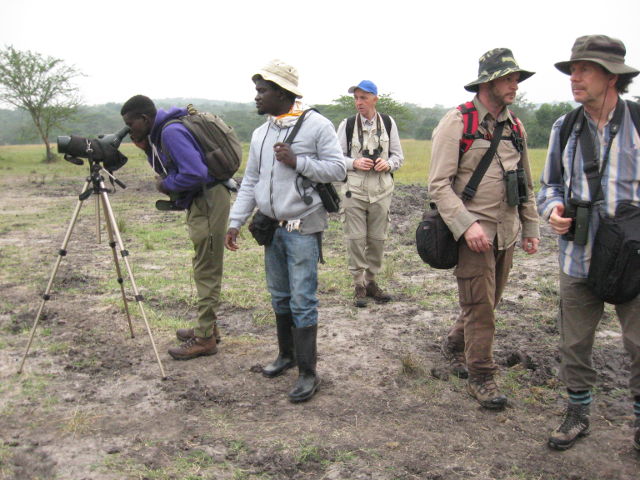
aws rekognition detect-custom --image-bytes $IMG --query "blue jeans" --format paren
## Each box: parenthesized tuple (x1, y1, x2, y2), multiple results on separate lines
(265, 228, 320, 328)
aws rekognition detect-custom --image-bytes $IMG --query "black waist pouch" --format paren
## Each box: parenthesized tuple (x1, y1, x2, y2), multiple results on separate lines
(248, 211, 278, 246)
(587, 202, 640, 304)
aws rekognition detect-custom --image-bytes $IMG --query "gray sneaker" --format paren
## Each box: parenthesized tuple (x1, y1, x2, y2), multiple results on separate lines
(548, 402, 591, 450)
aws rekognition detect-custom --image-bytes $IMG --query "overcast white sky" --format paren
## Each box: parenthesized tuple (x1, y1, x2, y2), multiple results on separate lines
(2, 0, 639, 109)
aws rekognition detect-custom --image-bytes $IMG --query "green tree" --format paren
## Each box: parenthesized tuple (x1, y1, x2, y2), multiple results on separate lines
(314, 94, 414, 137)
(0, 46, 81, 161)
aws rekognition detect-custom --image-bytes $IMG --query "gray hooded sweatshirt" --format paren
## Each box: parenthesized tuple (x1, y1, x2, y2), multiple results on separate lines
(229, 110, 346, 234)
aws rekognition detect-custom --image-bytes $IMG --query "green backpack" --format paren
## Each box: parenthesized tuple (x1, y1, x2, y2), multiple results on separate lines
(162, 104, 242, 180)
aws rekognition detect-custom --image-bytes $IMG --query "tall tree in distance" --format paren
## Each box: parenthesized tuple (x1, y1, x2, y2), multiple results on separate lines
(0, 46, 81, 161)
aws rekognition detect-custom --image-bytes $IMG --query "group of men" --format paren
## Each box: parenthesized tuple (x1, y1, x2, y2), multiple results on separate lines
(119, 34, 639, 451)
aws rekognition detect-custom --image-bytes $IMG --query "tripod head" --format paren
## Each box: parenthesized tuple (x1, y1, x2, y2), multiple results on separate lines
(77, 142, 127, 201)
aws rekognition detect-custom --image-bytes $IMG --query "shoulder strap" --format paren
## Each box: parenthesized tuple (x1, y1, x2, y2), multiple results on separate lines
(461, 121, 506, 201)
(345, 115, 356, 153)
(379, 113, 392, 137)
(457, 102, 479, 156)
(626, 99, 640, 135)
(284, 108, 317, 145)
(559, 106, 584, 155)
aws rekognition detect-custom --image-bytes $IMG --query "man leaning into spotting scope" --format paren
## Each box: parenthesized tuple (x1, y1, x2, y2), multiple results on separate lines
(121, 95, 231, 360)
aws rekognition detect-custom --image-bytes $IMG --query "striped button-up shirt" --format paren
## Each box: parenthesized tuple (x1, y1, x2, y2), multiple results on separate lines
(537, 99, 640, 278)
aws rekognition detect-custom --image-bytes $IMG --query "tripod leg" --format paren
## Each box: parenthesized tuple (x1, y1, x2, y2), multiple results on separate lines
(96, 195, 101, 244)
(98, 184, 166, 379)
(101, 195, 135, 339)
(18, 181, 91, 374)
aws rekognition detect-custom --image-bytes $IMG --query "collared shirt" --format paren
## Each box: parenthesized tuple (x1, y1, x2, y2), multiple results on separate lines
(429, 96, 540, 249)
(537, 99, 640, 278)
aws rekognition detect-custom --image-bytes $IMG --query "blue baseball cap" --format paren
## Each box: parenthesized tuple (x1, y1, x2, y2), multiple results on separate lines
(348, 80, 378, 95)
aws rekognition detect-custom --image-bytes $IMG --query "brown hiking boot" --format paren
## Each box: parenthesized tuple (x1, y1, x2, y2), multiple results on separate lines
(168, 336, 217, 360)
(354, 285, 369, 308)
(365, 281, 392, 303)
(467, 374, 507, 410)
(176, 325, 221, 344)
(548, 402, 591, 450)
(441, 336, 468, 379)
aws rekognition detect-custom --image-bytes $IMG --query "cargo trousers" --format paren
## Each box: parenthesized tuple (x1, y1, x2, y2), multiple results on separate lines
(446, 240, 514, 377)
(558, 271, 640, 396)
(342, 193, 392, 286)
(186, 183, 230, 339)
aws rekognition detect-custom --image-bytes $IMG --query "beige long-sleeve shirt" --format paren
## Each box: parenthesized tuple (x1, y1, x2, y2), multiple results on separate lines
(428, 97, 539, 249)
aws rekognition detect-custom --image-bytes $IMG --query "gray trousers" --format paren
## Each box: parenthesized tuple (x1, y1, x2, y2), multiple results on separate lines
(342, 194, 392, 286)
(558, 271, 640, 396)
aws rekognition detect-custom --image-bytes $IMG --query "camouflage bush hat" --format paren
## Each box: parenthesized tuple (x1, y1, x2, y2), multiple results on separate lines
(252, 59, 303, 98)
(554, 35, 639, 77)
(464, 48, 535, 92)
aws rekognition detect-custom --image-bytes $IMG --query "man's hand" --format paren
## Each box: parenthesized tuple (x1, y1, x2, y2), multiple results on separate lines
(549, 204, 572, 235)
(373, 158, 391, 172)
(522, 237, 539, 254)
(354, 157, 374, 171)
(463, 222, 492, 253)
(155, 175, 169, 195)
(273, 142, 296, 168)
(224, 228, 240, 251)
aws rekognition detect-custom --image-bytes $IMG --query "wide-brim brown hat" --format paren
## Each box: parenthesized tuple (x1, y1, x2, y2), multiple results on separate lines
(555, 34, 639, 77)
(252, 59, 303, 98)
(464, 48, 535, 92)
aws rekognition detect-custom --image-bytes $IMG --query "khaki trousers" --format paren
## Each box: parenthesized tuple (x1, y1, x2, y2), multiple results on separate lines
(558, 271, 640, 396)
(447, 241, 514, 377)
(186, 184, 230, 338)
(342, 194, 392, 286)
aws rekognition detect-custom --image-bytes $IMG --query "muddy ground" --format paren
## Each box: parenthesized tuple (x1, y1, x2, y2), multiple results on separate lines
(0, 171, 638, 480)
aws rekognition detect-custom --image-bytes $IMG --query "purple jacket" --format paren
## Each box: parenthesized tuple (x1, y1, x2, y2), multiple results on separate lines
(149, 107, 214, 209)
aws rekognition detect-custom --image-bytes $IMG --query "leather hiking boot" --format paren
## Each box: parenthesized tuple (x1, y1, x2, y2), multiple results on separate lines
(467, 375, 507, 410)
(168, 336, 217, 360)
(176, 326, 221, 344)
(354, 285, 370, 308)
(289, 325, 320, 403)
(263, 313, 295, 378)
(634, 418, 640, 451)
(365, 281, 392, 303)
(441, 336, 468, 379)
(548, 402, 591, 450)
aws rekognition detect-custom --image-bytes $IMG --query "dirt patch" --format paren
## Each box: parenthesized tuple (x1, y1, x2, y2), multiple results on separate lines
(1, 176, 639, 479)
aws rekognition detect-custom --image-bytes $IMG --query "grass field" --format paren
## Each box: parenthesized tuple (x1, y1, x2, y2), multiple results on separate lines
(0, 140, 549, 189)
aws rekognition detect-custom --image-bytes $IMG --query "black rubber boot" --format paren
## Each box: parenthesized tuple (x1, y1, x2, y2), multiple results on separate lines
(288, 325, 321, 403)
(262, 312, 295, 378)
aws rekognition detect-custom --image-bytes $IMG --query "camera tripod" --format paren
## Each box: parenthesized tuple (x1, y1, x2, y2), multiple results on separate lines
(17, 154, 166, 379)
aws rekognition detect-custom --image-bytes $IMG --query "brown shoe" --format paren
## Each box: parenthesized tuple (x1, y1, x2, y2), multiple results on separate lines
(467, 375, 507, 410)
(548, 402, 591, 450)
(168, 336, 217, 360)
(176, 326, 221, 344)
(354, 285, 369, 308)
(441, 337, 468, 379)
(365, 281, 392, 303)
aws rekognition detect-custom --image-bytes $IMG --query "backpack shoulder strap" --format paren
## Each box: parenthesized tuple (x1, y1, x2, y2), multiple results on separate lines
(345, 115, 356, 154)
(559, 106, 583, 155)
(626, 99, 640, 136)
(507, 110, 525, 154)
(457, 101, 479, 156)
(379, 113, 392, 137)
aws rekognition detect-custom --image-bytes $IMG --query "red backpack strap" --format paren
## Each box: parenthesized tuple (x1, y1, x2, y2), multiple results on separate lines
(457, 101, 478, 155)
(508, 110, 524, 153)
